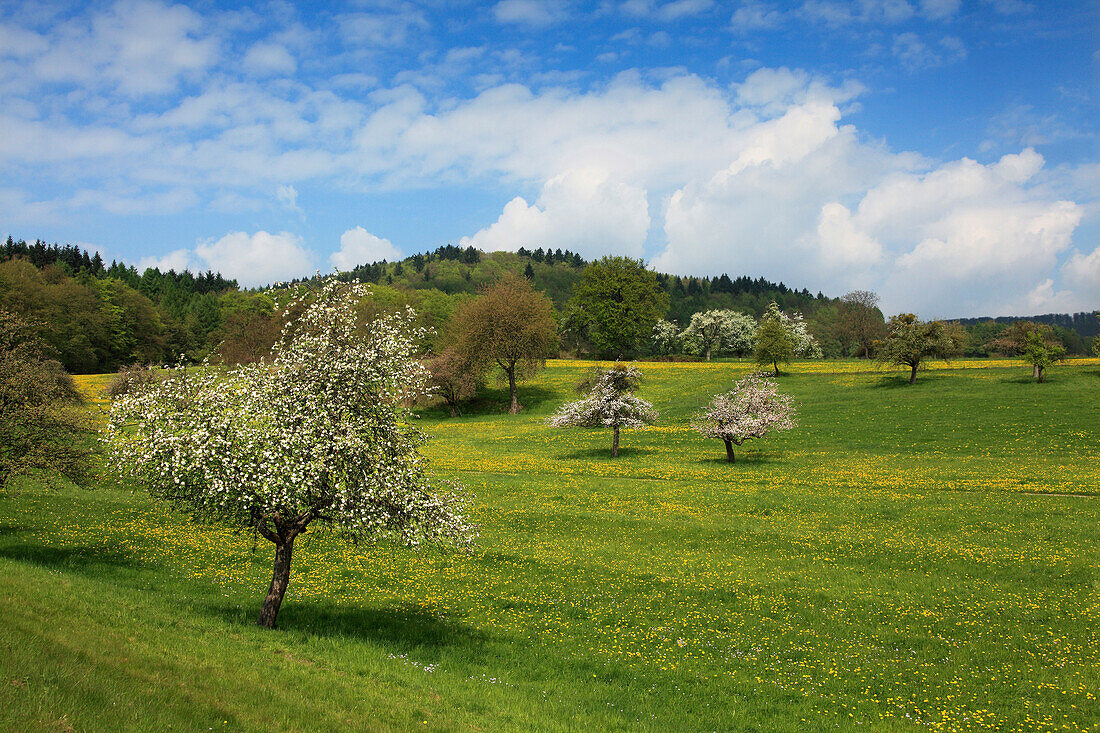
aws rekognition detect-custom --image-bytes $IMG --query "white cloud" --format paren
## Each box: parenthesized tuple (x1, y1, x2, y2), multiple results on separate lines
(137, 248, 198, 273)
(331, 227, 402, 270)
(919, 0, 960, 20)
(276, 184, 301, 212)
(493, 0, 569, 26)
(32, 0, 218, 95)
(892, 33, 967, 72)
(730, 2, 784, 30)
(628, 0, 716, 21)
(1061, 246, 1100, 294)
(338, 7, 429, 47)
(460, 168, 650, 258)
(194, 231, 314, 287)
(243, 41, 296, 76)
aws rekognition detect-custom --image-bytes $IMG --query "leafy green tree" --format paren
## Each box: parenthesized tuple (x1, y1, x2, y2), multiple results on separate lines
(0, 310, 90, 488)
(106, 281, 475, 629)
(1022, 329, 1066, 383)
(754, 302, 795, 376)
(452, 276, 558, 414)
(566, 257, 668, 358)
(547, 364, 657, 457)
(988, 320, 1066, 380)
(876, 313, 961, 384)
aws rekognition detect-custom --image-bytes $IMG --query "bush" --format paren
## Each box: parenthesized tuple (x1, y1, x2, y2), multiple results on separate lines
(107, 364, 164, 398)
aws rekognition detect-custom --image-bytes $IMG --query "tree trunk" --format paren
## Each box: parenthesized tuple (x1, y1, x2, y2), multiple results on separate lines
(449, 403, 458, 418)
(612, 425, 620, 458)
(909, 363, 918, 384)
(1033, 364, 1040, 379)
(507, 366, 520, 414)
(724, 438, 735, 463)
(705, 345, 711, 361)
(257, 537, 295, 629)
(773, 359, 780, 376)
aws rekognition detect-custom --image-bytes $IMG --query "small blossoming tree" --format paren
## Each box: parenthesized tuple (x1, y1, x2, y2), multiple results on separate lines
(106, 280, 476, 629)
(547, 364, 657, 457)
(692, 372, 798, 463)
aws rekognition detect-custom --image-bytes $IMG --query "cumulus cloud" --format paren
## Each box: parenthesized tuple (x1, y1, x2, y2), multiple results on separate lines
(460, 168, 650, 258)
(493, 0, 569, 26)
(194, 231, 314, 287)
(243, 41, 296, 76)
(32, 0, 218, 95)
(331, 227, 402, 270)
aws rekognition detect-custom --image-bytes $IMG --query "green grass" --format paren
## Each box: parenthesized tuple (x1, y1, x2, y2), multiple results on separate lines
(2, 359, 1098, 731)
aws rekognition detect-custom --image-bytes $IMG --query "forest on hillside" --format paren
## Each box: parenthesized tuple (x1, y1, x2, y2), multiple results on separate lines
(1, 236, 1096, 374)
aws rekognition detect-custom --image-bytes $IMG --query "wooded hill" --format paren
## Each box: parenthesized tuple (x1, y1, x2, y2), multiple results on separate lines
(2, 236, 1095, 373)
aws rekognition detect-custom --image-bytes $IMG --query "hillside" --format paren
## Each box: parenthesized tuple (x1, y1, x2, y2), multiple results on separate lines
(2, 236, 1096, 373)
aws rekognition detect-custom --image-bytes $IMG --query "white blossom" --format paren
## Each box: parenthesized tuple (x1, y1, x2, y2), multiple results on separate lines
(691, 372, 798, 462)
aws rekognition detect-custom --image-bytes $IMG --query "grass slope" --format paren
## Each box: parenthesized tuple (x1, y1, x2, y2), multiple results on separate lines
(1, 359, 1098, 731)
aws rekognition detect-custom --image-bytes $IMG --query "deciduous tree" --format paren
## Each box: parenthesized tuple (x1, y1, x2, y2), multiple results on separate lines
(876, 313, 961, 384)
(692, 372, 797, 463)
(425, 347, 482, 416)
(0, 310, 90, 488)
(680, 309, 756, 361)
(754, 302, 795, 376)
(451, 276, 558, 414)
(547, 364, 657, 457)
(839, 290, 885, 358)
(651, 318, 680, 355)
(988, 321, 1066, 381)
(566, 257, 668, 359)
(106, 281, 476, 629)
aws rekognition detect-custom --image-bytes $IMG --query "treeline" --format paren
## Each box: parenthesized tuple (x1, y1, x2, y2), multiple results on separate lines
(3, 235, 1096, 373)
(0, 237, 269, 373)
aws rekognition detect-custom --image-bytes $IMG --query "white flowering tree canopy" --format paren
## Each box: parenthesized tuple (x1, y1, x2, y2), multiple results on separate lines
(775, 307, 822, 359)
(651, 318, 680, 355)
(105, 279, 476, 628)
(691, 372, 798, 463)
(680, 309, 757, 360)
(546, 364, 657, 457)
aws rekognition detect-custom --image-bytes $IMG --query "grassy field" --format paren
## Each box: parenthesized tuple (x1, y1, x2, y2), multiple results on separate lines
(2, 358, 1098, 731)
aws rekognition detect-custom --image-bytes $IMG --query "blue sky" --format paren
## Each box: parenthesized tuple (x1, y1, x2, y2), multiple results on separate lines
(1, 0, 1097, 317)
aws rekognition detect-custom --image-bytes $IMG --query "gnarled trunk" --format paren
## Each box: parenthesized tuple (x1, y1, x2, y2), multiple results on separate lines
(258, 536, 295, 628)
(909, 363, 918, 384)
(612, 425, 620, 458)
(724, 438, 735, 463)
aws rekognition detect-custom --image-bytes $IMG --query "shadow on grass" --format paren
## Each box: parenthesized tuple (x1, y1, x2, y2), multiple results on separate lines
(869, 374, 945, 389)
(236, 601, 489, 650)
(417, 385, 562, 419)
(0, 539, 137, 572)
(557, 445, 656, 460)
(1, 538, 489, 649)
(697, 451, 781, 466)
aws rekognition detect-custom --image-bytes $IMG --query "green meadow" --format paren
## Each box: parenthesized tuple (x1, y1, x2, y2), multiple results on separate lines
(2, 358, 1098, 732)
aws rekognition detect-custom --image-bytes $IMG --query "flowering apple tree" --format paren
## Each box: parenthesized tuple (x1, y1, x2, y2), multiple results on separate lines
(106, 279, 476, 629)
(692, 372, 797, 463)
(546, 364, 657, 457)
